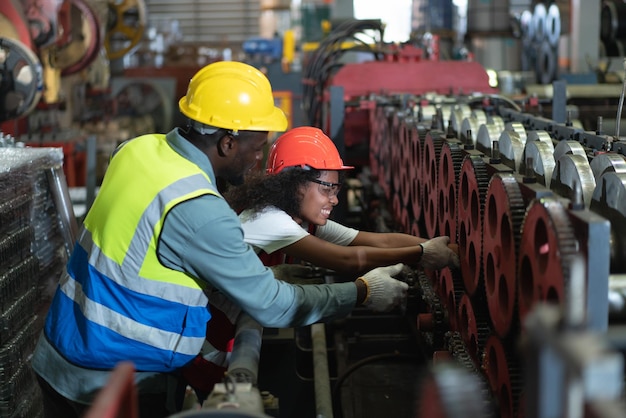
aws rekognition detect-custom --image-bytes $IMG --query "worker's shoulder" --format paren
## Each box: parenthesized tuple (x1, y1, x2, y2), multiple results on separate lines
(166, 193, 237, 229)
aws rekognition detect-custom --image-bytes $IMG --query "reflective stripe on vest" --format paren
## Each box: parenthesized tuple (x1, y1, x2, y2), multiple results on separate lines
(45, 134, 218, 372)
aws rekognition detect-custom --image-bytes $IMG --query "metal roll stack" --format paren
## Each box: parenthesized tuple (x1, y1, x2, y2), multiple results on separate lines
(600, 0, 626, 57)
(519, 2, 561, 84)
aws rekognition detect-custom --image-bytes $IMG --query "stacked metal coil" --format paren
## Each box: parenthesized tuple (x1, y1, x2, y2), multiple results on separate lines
(518, 2, 561, 84)
(601, 0, 626, 57)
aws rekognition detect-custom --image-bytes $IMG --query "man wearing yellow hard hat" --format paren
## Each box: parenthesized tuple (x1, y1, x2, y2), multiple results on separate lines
(31, 61, 409, 417)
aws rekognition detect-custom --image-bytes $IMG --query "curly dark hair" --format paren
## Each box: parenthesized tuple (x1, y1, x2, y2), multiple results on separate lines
(224, 168, 344, 218)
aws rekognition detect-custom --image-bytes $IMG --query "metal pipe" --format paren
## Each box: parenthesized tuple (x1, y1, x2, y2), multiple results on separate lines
(46, 166, 78, 257)
(615, 58, 626, 138)
(311, 323, 333, 418)
(227, 313, 263, 385)
(85, 135, 97, 214)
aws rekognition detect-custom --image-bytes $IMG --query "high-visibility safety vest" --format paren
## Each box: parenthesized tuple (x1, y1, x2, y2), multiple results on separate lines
(44, 134, 218, 372)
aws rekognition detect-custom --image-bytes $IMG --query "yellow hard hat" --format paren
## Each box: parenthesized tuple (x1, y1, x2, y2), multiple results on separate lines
(179, 61, 288, 132)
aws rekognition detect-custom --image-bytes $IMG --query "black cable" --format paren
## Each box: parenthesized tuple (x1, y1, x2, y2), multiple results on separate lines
(331, 352, 421, 418)
(302, 20, 386, 127)
(466, 94, 523, 112)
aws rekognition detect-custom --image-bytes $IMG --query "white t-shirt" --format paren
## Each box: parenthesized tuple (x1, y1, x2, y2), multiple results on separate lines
(239, 206, 359, 254)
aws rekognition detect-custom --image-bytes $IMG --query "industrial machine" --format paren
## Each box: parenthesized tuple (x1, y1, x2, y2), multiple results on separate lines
(270, 14, 626, 418)
(0, 0, 151, 190)
(4, 1, 626, 418)
(340, 90, 626, 417)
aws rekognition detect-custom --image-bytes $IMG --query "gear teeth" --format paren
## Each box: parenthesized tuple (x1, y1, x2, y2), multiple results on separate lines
(447, 331, 481, 374)
(391, 111, 405, 196)
(445, 331, 495, 416)
(542, 198, 579, 296)
(484, 173, 526, 257)
(458, 293, 492, 368)
(415, 347, 495, 418)
(483, 336, 524, 418)
(399, 117, 417, 208)
(458, 155, 491, 296)
(495, 174, 526, 337)
(409, 124, 427, 221)
(508, 366, 524, 418)
(416, 269, 447, 348)
(495, 174, 526, 253)
(517, 197, 579, 319)
(495, 174, 526, 278)
(423, 130, 446, 238)
(438, 140, 465, 240)
(449, 268, 466, 332)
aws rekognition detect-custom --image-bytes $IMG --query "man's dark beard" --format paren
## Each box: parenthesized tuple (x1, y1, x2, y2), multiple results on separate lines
(228, 175, 245, 186)
(215, 175, 244, 194)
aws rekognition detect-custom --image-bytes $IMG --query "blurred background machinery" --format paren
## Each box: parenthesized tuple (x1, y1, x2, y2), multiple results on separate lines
(4, 1, 626, 418)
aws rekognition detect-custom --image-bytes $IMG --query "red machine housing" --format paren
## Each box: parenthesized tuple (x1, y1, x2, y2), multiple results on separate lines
(331, 60, 497, 100)
(321, 55, 497, 166)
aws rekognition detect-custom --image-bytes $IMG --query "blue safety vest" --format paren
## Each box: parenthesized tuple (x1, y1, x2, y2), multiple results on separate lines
(44, 134, 217, 372)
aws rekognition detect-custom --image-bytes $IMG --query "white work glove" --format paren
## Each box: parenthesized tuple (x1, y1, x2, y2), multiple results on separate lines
(419, 236, 460, 270)
(358, 263, 408, 312)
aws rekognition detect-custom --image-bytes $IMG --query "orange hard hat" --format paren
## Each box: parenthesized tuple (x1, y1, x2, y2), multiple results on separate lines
(266, 126, 354, 174)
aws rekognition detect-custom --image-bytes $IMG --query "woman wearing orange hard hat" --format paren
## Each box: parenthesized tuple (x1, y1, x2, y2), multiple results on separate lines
(226, 125, 460, 273)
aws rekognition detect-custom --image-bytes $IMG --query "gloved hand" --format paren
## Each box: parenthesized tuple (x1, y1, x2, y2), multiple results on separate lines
(419, 236, 460, 270)
(359, 263, 408, 312)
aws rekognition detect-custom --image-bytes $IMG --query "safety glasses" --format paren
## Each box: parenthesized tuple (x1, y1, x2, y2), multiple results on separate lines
(310, 178, 342, 198)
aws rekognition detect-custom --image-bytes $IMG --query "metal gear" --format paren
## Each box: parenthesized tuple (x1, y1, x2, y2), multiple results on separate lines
(417, 269, 447, 349)
(437, 139, 464, 240)
(457, 154, 490, 296)
(457, 293, 491, 367)
(410, 123, 429, 222)
(482, 335, 523, 418)
(517, 197, 578, 322)
(391, 110, 405, 199)
(438, 267, 464, 333)
(105, 0, 147, 60)
(483, 173, 526, 338)
(399, 116, 416, 209)
(423, 130, 446, 238)
(51, 0, 102, 77)
(0, 37, 43, 122)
